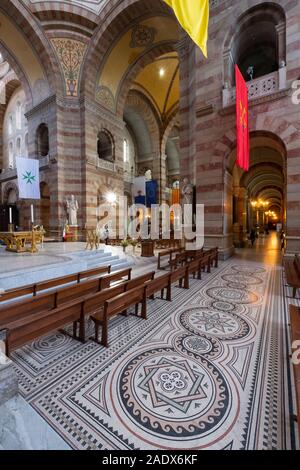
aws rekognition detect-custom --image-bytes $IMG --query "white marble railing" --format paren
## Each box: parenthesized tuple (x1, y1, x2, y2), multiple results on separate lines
(97, 158, 116, 173)
(222, 68, 287, 108)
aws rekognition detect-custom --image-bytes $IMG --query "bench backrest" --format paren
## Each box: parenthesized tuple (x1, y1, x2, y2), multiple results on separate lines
(6, 300, 83, 355)
(99, 268, 132, 289)
(0, 285, 35, 302)
(171, 265, 187, 283)
(56, 277, 102, 306)
(0, 265, 111, 302)
(144, 273, 171, 297)
(83, 283, 127, 316)
(188, 258, 201, 273)
(104, 285, 145, 318)
(0, 291, 56, 327)
(77, 265, 111, 282)
(125, 271, 155, 291)
(35, 273, 79, 293)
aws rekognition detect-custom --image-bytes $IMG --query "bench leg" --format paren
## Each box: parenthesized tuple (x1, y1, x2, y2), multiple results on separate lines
(161, 289, 164, 299)
(79, 316, 86, 343)
(215, 256, 218, 268)
(5, 338, 10, 358)
(101, 320, 108, 347)
(293, 287, 297, 298)
(94, 322, 99, 342)
(167, 284, 171, 301)
(141, 299, 147, 320)
(73, 321, 77, 339)
(207, 262, 211, 273)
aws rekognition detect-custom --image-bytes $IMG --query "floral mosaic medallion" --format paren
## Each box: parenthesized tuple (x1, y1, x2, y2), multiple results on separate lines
(174, 333, 223, 361)
(179, 307, 251, 340)
(206, 286, 259, 305)
(222, 273, 263, 286)
(231, 265, 266, 274)
(212, 301, 235, 312)
(113, 348, 238, 447)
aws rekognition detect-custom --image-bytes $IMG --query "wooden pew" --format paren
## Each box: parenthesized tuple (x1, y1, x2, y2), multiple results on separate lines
(0, 291, 56, 329)
(91, 286, 147, 347)
(170, 265, 189, 290)
(289, 305, 300, 440)
(0, 265, 111, 303)
(157, 247, 184, 270)
(55, 268, 132, 306)
(284, 255, 300, 298)
(187, 257, 202, 280)
(3, 299, 83, 357)
(98, 268, 132, 289)
(144, 273, 172, 304)
(0, 268, 132, 333)
(75, 271, 155, 339)
(205, 247, 219, 268)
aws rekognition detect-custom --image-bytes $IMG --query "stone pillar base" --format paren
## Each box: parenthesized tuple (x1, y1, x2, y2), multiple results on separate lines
(203, 234, 235, 260)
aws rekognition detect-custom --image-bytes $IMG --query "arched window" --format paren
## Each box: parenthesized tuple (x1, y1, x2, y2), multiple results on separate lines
(9, 142, 14, 167)
(97, 130, 114, 161)
(16, 101, 22, 129)
(36, 123, 49, 157)
(16, 137, 21, 157)
(123, 139, 129, 163)
(8, 115, 13, 135)
(223, 3, 286, 86)
(25, 133, 28, 157)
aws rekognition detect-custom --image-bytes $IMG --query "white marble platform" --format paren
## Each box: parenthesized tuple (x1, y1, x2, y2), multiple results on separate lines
(0, 395, 71, 450)
(0, 242, 133, 290)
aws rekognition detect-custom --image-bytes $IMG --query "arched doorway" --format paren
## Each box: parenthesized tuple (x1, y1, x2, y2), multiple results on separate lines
(1, 183, 19, 231)
(227, 131, 286, 247)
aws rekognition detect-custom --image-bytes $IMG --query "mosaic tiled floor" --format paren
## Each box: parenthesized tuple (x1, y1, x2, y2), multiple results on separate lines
(11, 256, 299, 450)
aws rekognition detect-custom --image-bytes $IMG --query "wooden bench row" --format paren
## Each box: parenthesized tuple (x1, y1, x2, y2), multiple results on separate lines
(1, 264, 189, 355)
(0, 265, 112, 303)
(0, 248, 219, 355)
(284, 254, 300, 298)
(289, 305, 300, 442)
(157, 247, 185, 270)
(0, 267, 133, 331)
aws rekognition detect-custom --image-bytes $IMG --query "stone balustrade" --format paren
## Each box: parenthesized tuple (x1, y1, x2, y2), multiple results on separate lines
(222, 67, 287, 108)
(97, 158, 116, 173)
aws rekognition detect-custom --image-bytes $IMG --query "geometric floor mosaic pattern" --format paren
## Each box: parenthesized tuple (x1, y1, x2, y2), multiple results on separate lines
(11, 257, 299, 450)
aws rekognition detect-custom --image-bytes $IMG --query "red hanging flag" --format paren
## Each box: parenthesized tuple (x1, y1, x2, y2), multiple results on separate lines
(235, 65, 249, 171)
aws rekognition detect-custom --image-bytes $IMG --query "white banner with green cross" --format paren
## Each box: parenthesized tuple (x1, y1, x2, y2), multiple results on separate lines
(16, 157, 40, 200)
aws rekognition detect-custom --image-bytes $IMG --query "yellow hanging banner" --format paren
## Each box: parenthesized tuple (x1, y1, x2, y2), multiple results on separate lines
(164, 0, 209, 57)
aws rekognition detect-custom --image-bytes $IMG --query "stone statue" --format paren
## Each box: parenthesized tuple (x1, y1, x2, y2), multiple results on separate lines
(181, 178, 194, 205)
(66, 195, 79, 226)
(145, 169, 152, 181)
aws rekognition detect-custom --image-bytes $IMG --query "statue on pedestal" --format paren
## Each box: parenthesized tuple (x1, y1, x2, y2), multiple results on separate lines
(181, 178, 194, 205)
(66, 195, 79, 226)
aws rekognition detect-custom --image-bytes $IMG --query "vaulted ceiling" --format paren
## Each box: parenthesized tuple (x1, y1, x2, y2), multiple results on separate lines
(132, 52, 179, 119)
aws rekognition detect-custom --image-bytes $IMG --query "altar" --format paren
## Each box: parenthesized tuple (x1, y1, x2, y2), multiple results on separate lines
(0, 230, 44, 253)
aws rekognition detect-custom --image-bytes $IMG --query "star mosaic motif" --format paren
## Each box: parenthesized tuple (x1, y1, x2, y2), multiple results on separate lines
(194, 312, 234, 333)
(22, 171, 36, 185)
